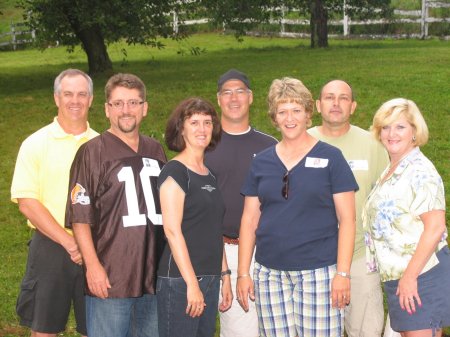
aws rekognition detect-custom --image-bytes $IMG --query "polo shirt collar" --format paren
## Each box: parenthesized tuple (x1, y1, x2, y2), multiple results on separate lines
(50, 117, 92, 140)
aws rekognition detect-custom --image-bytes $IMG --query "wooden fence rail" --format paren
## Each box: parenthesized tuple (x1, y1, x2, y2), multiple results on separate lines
(178, 0, 449, 39)
(1, 0, 448, 50)
(0, 22, 35, 50)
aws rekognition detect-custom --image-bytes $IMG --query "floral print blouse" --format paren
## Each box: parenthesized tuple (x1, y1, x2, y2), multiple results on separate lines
(363, 147, 447, 282)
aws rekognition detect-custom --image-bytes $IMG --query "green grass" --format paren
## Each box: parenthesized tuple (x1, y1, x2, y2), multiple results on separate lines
(0, 33, 449, 336)
(0, 0, 24, 33)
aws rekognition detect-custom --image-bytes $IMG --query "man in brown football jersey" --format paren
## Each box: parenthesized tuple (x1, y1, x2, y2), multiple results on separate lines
(66, 73, 166, 337)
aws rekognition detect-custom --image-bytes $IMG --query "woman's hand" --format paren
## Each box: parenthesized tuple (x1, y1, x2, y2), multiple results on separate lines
(396, 274, 421, 315)
(331, 274, 350, 308)
(186, 281, 206, 317)
(236, 275, 255, 312)
(219, 275, 233, 312)
(395, 210, 446, 315)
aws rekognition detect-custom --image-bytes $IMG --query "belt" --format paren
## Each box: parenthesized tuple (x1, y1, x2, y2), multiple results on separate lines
(223, 236, 239, 245)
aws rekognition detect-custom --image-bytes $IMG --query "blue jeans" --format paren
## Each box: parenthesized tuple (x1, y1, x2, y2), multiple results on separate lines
(86, 294, 158, 337)
(157, 275, 220, 337)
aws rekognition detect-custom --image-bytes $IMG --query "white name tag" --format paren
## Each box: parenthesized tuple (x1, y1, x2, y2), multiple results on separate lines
(347, 159, 368, 171)
(305, 157, 329, 168)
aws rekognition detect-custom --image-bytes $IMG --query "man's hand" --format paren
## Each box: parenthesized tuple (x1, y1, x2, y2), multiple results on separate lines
(86, 262, 111, 299)
(61, 235, 83, 265)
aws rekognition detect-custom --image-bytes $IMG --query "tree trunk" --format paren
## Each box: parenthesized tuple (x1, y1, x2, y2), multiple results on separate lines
(64, 6, 113, 75)
(77, 26, 113, 75)
(309, 0, 328, 48)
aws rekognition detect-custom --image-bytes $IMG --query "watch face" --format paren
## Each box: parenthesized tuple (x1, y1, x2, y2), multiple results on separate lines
(221, 269, 231, 277)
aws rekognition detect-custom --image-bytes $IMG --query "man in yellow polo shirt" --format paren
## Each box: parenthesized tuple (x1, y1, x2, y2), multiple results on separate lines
(11, 69, 98, 337)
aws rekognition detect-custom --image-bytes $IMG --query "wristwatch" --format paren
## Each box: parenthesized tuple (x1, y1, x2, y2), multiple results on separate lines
(221, 269, 231, 277)
(336, 271, 351, 279)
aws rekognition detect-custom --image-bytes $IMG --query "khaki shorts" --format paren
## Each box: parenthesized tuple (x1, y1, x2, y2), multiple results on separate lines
(219, 243, 259, 337)
(344, 256, 384, 337)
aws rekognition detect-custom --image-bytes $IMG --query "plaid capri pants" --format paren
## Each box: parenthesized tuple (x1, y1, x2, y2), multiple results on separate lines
(254, 262, 344, 337)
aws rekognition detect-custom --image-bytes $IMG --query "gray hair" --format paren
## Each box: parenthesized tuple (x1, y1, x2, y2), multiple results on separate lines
(54, 69, 93, 96)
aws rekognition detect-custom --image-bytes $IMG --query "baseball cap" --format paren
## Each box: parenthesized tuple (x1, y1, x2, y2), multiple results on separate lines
(217, 69, 251, 92)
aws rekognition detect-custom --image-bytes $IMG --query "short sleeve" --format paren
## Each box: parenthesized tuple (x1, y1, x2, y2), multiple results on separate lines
(240, 158, 259, 197)
(410, 171, 445, 217)
(329, 149, 359, 194)
(66, 143, 97, 228)
(157, 160, 189, 193)
(11, 137, 40, 202)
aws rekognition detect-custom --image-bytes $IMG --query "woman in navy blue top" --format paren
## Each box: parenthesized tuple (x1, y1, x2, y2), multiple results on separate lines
(236, 78, 358, 337)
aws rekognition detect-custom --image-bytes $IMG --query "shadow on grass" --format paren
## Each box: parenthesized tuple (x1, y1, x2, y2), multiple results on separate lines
(1, 37, 446, 97)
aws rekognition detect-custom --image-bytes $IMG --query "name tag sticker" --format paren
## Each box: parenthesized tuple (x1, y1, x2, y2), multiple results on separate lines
(305, 157, 329, 168)
(143, 157, 159, 168)
(348, 160, 368, 171)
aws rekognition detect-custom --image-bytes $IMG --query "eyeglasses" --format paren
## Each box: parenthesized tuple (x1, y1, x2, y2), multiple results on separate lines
(282, 171, 289, 200)
(219, 88, 249, 97)
(108, 100, 144, 110)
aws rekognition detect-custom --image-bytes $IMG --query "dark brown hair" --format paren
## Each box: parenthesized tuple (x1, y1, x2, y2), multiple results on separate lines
(165, 97, 221, 152)
(105, 73, 146, 102)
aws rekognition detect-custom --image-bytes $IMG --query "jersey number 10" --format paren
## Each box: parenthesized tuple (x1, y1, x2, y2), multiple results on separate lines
(118, 159, 162, 227)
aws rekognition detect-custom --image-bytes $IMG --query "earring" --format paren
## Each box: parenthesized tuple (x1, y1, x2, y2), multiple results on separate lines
(412, 135, 416, 142)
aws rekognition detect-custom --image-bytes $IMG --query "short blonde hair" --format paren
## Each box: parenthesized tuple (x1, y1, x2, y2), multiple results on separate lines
(267, 77, 314, 127)
(371, 98, 429, 146)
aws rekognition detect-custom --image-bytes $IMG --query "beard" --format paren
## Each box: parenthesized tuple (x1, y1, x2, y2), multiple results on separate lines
(118, 116, 137, 133)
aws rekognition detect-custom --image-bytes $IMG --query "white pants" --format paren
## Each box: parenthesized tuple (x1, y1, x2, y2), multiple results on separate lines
(219, 243, 259, 337)
(344, 256, 401, 337)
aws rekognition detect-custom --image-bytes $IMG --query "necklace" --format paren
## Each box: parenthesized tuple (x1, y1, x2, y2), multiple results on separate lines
(389, 148, 415, 169)
(382, 149, 414, 183)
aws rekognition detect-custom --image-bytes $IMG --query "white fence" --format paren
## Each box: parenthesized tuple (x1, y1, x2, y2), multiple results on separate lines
(1, 0, 448, 50)
(178, 0, 450, 39)
(0, 22, 35, 49)
(339, 0, 450, 38)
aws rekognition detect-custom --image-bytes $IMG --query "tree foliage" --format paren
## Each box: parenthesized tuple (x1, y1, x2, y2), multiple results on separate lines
(294, 0, 391, 47)
(19, 0, 391, 74)
(204, 0, 391, 47)
(200, 0, 281, 38)
(20, 0, 183, 74)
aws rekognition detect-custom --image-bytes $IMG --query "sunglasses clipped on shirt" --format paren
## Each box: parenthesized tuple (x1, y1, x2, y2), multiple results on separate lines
(282, 171, 289, 200)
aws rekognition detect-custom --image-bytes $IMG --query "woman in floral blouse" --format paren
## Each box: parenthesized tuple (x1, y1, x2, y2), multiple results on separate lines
(363, 98, 450, 336)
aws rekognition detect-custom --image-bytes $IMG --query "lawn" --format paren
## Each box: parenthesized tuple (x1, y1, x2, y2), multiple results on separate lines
(0, 33, 449, 336)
